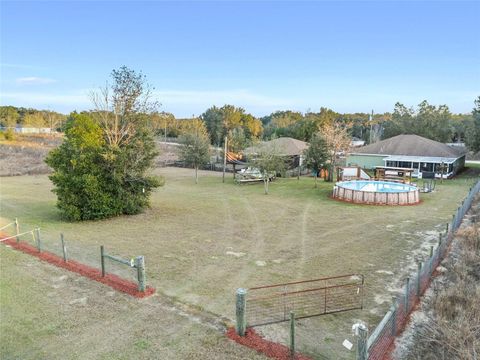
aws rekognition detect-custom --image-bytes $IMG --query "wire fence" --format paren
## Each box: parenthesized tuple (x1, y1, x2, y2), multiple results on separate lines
(0, 219, 149, 294)
(366, 179, 480, 360)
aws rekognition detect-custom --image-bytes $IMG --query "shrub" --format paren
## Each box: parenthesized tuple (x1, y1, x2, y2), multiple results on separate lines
(45, 113, 162, 221)
(3, 128, 16, 140)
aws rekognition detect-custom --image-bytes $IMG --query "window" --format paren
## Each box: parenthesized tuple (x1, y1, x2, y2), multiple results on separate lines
(399, 161, 412, 168)
(420, 163, 433, 172)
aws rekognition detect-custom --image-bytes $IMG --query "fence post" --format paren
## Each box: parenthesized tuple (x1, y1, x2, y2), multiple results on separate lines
(35, 227, 41, 252)
(15, 218, 19, 243)
(405, 277, 410, 311)
(391, 300, 397, 336)
(416, 262, 422, 296)
(438, 233, 442, 247)
(445, 222, 449, 234)
(60, 233, 67, 262)
(356, 323, 368, 360)
(429, 246, 434, 274)
(290, 311, 296, 359)
(100, 245, 105, 277)
(136, 256, 146, 292)
(235, 288, 247, 336)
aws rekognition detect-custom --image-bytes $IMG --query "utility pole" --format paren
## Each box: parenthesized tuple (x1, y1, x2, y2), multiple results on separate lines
(164, 117, 167, 144)
(369, 110, 374, 144)
(223, 136, 228, 183)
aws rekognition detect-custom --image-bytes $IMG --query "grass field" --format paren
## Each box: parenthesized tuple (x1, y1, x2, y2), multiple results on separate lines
(1, 166, 478, 359)
(0, 246, 267, 360)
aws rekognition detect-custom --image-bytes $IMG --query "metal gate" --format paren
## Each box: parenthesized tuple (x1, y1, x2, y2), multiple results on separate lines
(246, 274, 364, 327)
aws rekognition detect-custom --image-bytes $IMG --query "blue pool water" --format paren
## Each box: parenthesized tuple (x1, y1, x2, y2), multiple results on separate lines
(336, 180, 416, 193)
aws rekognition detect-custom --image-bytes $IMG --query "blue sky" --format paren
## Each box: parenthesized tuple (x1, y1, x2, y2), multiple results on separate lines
(1, 1, 479, 117)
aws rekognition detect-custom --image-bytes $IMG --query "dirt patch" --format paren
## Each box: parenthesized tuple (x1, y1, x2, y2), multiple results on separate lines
(0, 137, 180, 176)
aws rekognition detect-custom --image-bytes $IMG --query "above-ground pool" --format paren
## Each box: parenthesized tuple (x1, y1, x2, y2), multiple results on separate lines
(333, 180, 419, 205)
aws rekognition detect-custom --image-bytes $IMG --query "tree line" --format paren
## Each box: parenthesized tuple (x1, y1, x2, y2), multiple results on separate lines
(3, 97, 479, 153)
(0, 106, 67, 130)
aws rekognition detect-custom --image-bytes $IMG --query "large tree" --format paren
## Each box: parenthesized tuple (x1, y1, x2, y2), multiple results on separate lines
(322, 122, 351, 182)
(46, 67, 162, 221)
(383, 101, 453, 142)
(200, 105, 262, 145)
(465, 96, 480, 152)
(178, 119, 211, 184)
(46, 112, 161, 220)
(23, 112, 46, 127)
(303, 132, 329, 188)
(201, 106, 224, 145)
(0, 106, 19, 128)
(90, 65, 158, 146)
(43, 110, 66, 131)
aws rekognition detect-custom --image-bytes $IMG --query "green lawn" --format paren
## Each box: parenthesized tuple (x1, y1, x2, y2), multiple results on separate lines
(1, 167, 478, 359)
(0, 246, 267, 360)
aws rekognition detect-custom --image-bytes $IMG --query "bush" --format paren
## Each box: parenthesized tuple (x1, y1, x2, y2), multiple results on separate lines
(1, 128, 16, 140)
(45, 113, 162, 221)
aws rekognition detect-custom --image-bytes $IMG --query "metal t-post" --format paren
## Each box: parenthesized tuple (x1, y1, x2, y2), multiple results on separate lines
(416, 262, 422, 296)
(60, 233, 67, 262)
(290, 311, 296, 359)
(100, 245, 106, 277)
(15, 218, 19, 243)
(35, 227, 41, 252)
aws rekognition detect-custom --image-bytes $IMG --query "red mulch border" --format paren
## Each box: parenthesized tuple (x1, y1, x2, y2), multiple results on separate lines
(226, 327, 312, 360)
(1, 235, 155, 298)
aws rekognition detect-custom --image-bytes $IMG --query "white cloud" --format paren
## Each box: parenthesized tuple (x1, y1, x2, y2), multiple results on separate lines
(16, 77, 57, 85)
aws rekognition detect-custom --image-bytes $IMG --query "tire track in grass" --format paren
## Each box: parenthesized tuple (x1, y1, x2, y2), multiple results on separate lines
(297, 201, 312, 280)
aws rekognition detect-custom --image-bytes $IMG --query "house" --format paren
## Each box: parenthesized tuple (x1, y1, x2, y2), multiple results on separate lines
(243, 137, 309, 172)
(346, 134, 466, 178)
(15, 127, 52, 134)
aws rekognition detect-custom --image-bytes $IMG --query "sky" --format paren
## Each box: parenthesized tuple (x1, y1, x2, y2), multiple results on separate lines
(1, 1, 479, 117)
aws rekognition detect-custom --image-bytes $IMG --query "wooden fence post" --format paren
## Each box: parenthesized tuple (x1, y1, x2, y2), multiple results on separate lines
(136, 256, 146, 292)
(356, 323, 368, 360)
(290, 311, 296, 359)
(235, 288, 247, 336)
(100, 245, 105, 277)
(60, 233, 67, 262)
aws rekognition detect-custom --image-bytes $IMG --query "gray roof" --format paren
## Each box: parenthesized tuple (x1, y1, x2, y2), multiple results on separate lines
(350, 134, 466, 159)
(244, 137, 309, 156)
